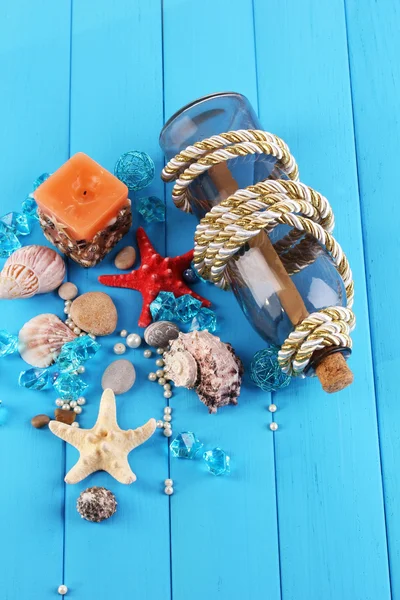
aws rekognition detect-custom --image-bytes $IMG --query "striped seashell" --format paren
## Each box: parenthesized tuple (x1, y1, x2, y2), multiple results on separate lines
(18, 313, 77, 367)
(0, 245, 65, 299)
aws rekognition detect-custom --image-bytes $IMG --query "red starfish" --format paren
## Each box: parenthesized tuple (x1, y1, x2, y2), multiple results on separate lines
(99, 227, 211, 327)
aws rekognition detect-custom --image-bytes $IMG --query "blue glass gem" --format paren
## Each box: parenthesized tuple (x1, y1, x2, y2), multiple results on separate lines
(0, 401, 9, 426)
(0, 224, 21, 257)
(175, 295, 202, 323)
(53, 373, 88, 400)
(182, 268, 199, 284)
(150, 291, 177, 322)
(57, 335, 101, 373)
(19, 367, 52, 391)
(190, 307, 217, 333)
(137, 196, 165, 223)
(170, 432, 204, 459)
(114, 150, 155, 191)
(22, 196, 39, 220)
(203, 447, 231, 475)
(250, 347, 291, 392)
(1, 211, 30, 236)
(0, 330, 18, 357)
(33, 172, 50, 191)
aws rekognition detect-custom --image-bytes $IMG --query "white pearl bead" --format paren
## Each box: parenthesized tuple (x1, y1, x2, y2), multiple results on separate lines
(55, 399, 63, 407)
(148, 372, 157, 382)
(163, 428, 172, 437)
(163, 383, 171, 391)
(120, 329, 128, 338)
(158, 377, 166, 386)
(89, 333, 96, 340)
(164, 486, 174, 495)
(143, 349, 152, 358)
(73, 327, 81, 335)
(65, 300, 72, 308)
(74, 406, 82, 414)
(156, 420, 164, 429)
(76, 365, 85, 374)
(165, 478, 173, 486)
(126, 333, 142, 348)
(61, 404, 70, 411)
(77, 397, 86, 406)
(163, 390, 172, 399)
(163, 414, 172, 422)
(164, 406, 172, 414)
(69, 400, 77, 408)
(71, 422, 80, 428)
(269, 422, 278, 431)
(79, 332, 86, 337)
(68, 322, 75, 330)
(114, 343, 126, 355)
(63, 306, 70, 314)
(268, 404, 277, 413)
(65, 318, 72, 325)
(58, 584, 68, 595)
(156, 369, 165, 378)
(155, 358, 164, 367)
(156, 347, 164, 355)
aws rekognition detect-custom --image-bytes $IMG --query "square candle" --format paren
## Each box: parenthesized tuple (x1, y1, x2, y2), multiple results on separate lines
(34, 152, 131, 267)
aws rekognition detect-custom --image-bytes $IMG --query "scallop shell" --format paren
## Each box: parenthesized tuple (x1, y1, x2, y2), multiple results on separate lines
(18, 313, 77, 367)
(0, 245, 65, 299)
(163, 331, 243, 413)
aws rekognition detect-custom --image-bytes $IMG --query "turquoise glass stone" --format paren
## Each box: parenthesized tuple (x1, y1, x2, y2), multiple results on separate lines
(57, 335, 101, 372)
(0, 330, 18, 357)
(22, 196, 39, 220)
(53, 373, 88, 400)
(0, 224, 21, 257)
(114, 151, 154, 191)
(150, 292, 177, 321)
(203, 447, 230, 475)
(250, 347, 291, 392)
(190, 307, 217, 333)
(170, 432, 204, 459)
(33, 172, 50, 191)
(175, 295, 201, 323)
(137, 196, 165, 223)
(19, 367, 52, 391)
(1, 211, 30, 236)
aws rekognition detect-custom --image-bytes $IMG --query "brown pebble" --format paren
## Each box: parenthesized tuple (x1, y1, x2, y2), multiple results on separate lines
(55, 409, 76, 425)
(58, 282, 78, 300)
(114, 246, 136, 270)
(69, 291, 118, 336)
(315, 352, 354, 393)
(31, 414, 50, 429)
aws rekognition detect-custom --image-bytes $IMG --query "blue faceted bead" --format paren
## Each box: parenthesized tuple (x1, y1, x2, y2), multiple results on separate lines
(190, 308, 217, 333)
(33, 172, 50, 191)
(203, 447, 230, 475)
(114, 151, 155, 191)
(250, 347, 291, 392)
(150, 292, 177, 321)
(22, 196, 39, 220)
(53, 373, 88, 400)
(137, 196, 165, 223)
(170, 432, 204, 459)
(182, 268, 199, 284)
(175, 295, 202, 323)
(0, 224, 21, 257)
(1, 211, 30, 236)
(57, 335, 101, 372)
(19, 367, 52, 391)
(0, 402, 9, 426)
(0, 330, 18, 357)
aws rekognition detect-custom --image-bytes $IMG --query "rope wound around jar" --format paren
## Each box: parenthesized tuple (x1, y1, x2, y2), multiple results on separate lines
(161, 129, 355, 393)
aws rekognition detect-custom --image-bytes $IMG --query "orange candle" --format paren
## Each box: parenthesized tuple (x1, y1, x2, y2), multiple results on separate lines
(34, 153, 131, 267)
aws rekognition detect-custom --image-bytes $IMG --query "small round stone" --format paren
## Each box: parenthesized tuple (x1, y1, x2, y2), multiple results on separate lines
(269, 422, 279, 431)
(155, 358, 164, 367)
(165, 478, 173, 486)
(126, 333, 142, 348)
(58, 584, 68, 595)
(156, 347, 165, 355)
(120, 329, 128, 338)
(163, 428, 173, 437)
(70, 291, 118, 336)
(74, 406, 82, 415)
(71, 422, 80, 428)
(62, 404, 70, 411)
(164, 486, 174, 495)
(158, 377, 166, 386)
(114, 343, 126, 355)
(58, 282, 78, 301)
(69, 400, 77, 408)
(163, 383, 171, 391)
(143, 349, 152, 358)
(114, 245, 136, 270)
(268, 404, 277, 413)
(144, 321, 180, 348)
(156, 369, 165, 378)
(55, 398, 64, 407)
(163, 414, 172, 422)
(102, 359, 136, 395)
(164, 390, 172, 399)
(164, 406, 172, 414)
(148, 372, 157, 382)
(76, 365, 85, 374)
(77, 486, 117, 522)
(31, 414, 50, 429)
(156, 420, 164, 429)
(77, 397, 86, 406)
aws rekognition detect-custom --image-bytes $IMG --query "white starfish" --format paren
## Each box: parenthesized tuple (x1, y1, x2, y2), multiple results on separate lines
(49, 388, 156, 484)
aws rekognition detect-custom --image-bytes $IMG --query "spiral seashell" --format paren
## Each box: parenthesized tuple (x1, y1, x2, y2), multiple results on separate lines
(18, 313, 77, 367)
(0, 245, 65, 299)
(164, 331, 243, 413)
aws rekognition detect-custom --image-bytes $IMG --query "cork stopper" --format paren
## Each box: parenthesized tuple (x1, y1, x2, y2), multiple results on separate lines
(315, 352, 354, 393)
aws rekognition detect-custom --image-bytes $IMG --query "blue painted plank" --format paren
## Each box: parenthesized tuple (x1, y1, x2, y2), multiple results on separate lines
(254, 0, 391, 598)
(345, 0, 400, 595)
(0, 1, 71, 598)
(163, 1, 281, 599)
(64, 1, 171, 599)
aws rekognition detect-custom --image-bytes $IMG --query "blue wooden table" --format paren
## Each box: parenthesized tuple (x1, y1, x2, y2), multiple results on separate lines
(0, 1, 398, 598)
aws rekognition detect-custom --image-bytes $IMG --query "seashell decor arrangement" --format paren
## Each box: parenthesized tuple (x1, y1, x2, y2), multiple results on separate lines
(0, 245, 65, 299)
(163, 330, 243, 413)
(18, 313, 77, 368)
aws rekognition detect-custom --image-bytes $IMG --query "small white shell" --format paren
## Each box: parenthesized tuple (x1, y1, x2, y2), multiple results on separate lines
(0, 245, 65, 299)
(18, 313, 77, 367)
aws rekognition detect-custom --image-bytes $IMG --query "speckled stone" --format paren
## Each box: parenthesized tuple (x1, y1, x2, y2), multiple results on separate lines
(144, 321, 180, 348)
(77, 486, 117, 522)
(31, 414, 50, 429)
(70, 292, 117, 336)
(101, 359, 136, 395)
(114, 246, 136, 270)
(58, 282, 78, 300)
(55, 408, 76, 425)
